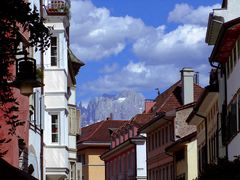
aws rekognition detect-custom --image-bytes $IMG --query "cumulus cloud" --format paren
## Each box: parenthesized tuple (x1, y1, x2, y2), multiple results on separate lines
(133, 24, 212, 67)
(73, 2, 218, 98)
(168, 3, 221, 25)
(100, 63, 119, 73)
(80, 62, 180, 94)
(70, 0, 152, 61)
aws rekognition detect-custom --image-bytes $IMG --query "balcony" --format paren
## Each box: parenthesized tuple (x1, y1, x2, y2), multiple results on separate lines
(45, 0, 70, 16)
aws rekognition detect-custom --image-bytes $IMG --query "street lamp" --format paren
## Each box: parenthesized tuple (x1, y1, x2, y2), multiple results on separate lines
(12, 51, 43, 96)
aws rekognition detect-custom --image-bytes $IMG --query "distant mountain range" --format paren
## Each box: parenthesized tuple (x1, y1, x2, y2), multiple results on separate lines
(78, 90, 145, 127)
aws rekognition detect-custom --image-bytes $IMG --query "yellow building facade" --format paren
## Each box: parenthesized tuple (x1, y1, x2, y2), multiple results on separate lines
(77, 119, 128, 180)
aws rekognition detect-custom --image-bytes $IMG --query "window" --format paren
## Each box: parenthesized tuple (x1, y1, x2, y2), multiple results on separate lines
(233, 46, 237, 65)
(152, 134, 154, 150)
(238, 39, 240, 60)
(51, 114, 59, 143)
(238, 95, 240, 130)
(176, 149, 185, 162)
(70, 162, 76, 180)
(166, 126, 168, 143)
(158, 130, 161, 147)
(77, 154, 85, 165)
(176, 173, 185, 180)
(227, 100, 237, 139)
(119, 157, 122, 172)
(51, 36, 58, 66)
(155, 132, 158, 148)
(226, 61, 229, 78)
(162, 128, 165, 145)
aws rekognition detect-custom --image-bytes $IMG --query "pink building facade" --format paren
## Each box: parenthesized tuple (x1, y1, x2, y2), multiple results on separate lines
(139, 68, 203, 180)
(101, 114, 152, 180)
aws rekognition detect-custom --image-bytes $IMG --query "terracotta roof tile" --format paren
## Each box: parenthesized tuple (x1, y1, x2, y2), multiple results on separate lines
(131, 113, 154, 126)
(152, 80, 203, 113)
(78, 120, 128, 143)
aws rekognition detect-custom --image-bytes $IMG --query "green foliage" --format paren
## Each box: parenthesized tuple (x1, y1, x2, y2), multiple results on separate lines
(0, 0, 50, 156)
(198, 158, 240, 180)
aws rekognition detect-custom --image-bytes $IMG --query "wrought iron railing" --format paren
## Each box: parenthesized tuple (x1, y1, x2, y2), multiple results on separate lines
(46, 0, 70, 16)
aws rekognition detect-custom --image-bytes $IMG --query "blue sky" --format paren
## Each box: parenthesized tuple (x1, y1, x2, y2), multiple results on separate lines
(70, 0, 221, 105)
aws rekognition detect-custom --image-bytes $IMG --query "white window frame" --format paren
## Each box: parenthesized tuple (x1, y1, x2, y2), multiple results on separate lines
(50, 36, 58, 67)
(51, 113, 60, 143)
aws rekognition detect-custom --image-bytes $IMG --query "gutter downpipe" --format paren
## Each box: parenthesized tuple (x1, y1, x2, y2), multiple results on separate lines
(223, 63, 228, 160)
(209, 59, 229, 160)
(217, 113, 220, 163)
(40, 0, 44, 179)
(195, 113, 208, 169)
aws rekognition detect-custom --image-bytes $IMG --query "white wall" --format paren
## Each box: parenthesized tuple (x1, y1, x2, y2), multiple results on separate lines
(29, 130, 41, 179)
(213, 0, 240, 22)
(228, 133, 240, 161)
(45, 146, 69, 168)
(68, 86, 76, 105)
(227, 60, 240, 105)
(44, 70, 67, 93)
(136, 139, 147, 179)
(45, 94, 68, 109)
(187, 140, 198, 180)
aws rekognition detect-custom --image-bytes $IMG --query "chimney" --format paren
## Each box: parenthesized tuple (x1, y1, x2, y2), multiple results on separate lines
(181, 67, 194, 105)
(144, 99, 155, 113)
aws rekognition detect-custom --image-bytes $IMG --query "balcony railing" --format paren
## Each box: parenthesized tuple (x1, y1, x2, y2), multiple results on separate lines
(46, 0, 70, 16)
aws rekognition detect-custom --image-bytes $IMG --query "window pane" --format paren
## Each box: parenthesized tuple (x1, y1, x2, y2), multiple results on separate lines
(51, 37, 57, 46)
(51, 57, 57, 66)
(51, 114, 59, 143)
(51, 36, 58, 66)
(239, 95, 240, 130)
(238, 39, 240, 59)
(52, 134, 58, 143)
(51, 47, 57, 56)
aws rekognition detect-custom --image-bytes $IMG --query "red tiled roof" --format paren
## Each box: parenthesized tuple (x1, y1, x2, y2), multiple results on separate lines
(78, 120, 128, 143)
(131, 113, 154, 126)
(152, 80, 203, 113)
(111, 113, 154, 137)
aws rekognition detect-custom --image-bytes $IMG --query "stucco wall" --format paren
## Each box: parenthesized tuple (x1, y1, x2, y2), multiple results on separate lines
(175, 107, 196, 139)
(79, 148, 107, 180)
(187, 140, 198, 180)
(136, 141, 147, 179)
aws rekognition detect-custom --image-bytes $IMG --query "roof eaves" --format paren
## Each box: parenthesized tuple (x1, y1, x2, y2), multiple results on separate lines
(210, 17, 240, 63)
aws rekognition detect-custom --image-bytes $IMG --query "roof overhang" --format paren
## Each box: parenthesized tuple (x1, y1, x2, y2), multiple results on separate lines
(139, 113, 175, 133)
(210, 17, 240, 63)
(187, 85, 219, 125)
(68, 48, 85, 74)
(77, 141, 110, 150)
(165, 132, 196, 153)
(205, 13, 224, 45)
(100, 138, 136, 161)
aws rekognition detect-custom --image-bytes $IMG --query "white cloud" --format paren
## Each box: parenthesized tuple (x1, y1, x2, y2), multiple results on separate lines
(100, 63, 119, 73)
(73, 2, 217, 98)
(168, 3, 221, 25)
(133, 24, 211, 66)
(80, 62, 180, 94)
(70, 0, 152, 61)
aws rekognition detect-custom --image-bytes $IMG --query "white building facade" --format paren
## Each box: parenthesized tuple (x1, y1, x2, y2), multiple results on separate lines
(42, 0, 84, 179)
(206, 0, 240, 161)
